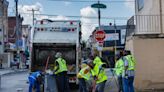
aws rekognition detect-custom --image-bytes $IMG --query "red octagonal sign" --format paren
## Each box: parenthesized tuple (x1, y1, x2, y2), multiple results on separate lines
(95, 30, 106, 42)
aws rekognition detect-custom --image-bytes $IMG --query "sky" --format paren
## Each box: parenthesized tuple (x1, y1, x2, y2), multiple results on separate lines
(7, 0, 135, 40)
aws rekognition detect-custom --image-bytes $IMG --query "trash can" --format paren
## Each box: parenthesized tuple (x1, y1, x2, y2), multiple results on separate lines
(44, 74, 58, 92)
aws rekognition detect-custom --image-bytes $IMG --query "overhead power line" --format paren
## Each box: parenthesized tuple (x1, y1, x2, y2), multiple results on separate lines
(19, 12, 131, 20)
(48, 0, 134, 3)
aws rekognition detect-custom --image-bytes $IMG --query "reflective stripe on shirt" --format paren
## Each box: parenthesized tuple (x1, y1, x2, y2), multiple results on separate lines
(29, 76, 36, 80)
(127, 70, 135, 77)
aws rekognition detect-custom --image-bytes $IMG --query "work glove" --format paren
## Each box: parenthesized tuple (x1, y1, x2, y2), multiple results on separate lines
(45, 69, 54, 75)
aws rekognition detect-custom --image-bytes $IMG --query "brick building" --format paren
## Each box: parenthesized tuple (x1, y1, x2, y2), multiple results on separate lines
(6, 16, 24, 68)
(8, 16, 23, 44)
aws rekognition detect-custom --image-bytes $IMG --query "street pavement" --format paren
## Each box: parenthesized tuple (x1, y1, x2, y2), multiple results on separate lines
(0, 68, 119, 92)
(0, 71, 29, 92)
(104, 68, 119, 92)
(0, 69, 14, 75)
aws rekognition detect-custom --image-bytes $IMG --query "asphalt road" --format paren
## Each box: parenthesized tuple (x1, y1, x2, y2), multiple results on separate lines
(0, 72, 29, 92)
(0, 69, 118, 92)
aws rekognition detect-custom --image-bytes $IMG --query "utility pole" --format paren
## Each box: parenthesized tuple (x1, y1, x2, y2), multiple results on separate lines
(91, 0, 106, 57)
(15, 0, 20, 68)
(114, 19, 117, 62)
(27, 9, 39, 25)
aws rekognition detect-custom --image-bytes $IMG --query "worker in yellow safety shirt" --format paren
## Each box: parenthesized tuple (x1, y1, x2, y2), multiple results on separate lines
(53, 52, 69, 92)
(90, 53, 108, 92)
(114, 51, 124, 92)
(77, 60, 92, 92)
(122, 50, 136, 92)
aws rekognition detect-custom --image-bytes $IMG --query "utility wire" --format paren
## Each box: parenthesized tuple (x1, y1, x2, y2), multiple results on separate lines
(48, 0, 134, 3)
(19, 12, 131, 20)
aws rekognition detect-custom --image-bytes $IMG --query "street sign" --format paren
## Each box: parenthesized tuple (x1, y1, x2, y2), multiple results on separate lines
(91, 3, 107, 9)
(104, 33, 119, 41)
(95, 30, 106, 42)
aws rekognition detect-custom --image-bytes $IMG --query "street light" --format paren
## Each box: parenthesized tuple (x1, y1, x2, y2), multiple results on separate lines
(15, 0, 21, 68)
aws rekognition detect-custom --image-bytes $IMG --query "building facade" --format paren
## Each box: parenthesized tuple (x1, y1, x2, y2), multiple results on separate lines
(135, 0, 164, 34)
(0, 0, 9, 68)
(6, 16, 24, 68)
(22, 25, 31, 51)
(0, 0, 8, 53)
(126, 0, 164, 90)
(21, 25, 31, 67)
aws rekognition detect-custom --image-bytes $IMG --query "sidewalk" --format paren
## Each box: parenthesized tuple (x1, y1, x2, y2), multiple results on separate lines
(0, 68, 28, 76)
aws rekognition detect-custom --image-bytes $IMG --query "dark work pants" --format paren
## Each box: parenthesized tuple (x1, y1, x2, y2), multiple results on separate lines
(55, 72, 70, 92)
(78, 78, 87, 92)
(122, 76, 134, 92)
(118, 76, 123, 92)
(128, 76, 134, 92)
(28, 77, 40, 92)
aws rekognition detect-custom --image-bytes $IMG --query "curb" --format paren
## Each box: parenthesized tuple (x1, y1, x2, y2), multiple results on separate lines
(1, 69, 28, 76)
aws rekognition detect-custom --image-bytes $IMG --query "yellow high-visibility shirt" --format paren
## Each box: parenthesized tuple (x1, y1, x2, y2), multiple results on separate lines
(54, 58, 67, 74)
(77, 66, 91, 80)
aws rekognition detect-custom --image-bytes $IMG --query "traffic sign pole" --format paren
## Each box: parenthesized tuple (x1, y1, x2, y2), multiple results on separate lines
(91, 1, 107, 57)
(98, 41, 104, 57)
(98, 1, 101, 29)
(98, 7, 100, 29)
(91, 0, 106, 30)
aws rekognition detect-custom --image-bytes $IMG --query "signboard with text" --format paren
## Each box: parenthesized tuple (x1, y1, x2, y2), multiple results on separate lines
(104, 33, 119, 41)
(91, 3, 107, 9)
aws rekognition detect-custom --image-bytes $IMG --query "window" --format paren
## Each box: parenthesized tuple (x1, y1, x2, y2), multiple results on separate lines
(138, 0, 144, 11)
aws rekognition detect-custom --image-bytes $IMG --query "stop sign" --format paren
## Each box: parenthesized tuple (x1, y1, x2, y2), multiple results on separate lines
(94, 30, 106, 42)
